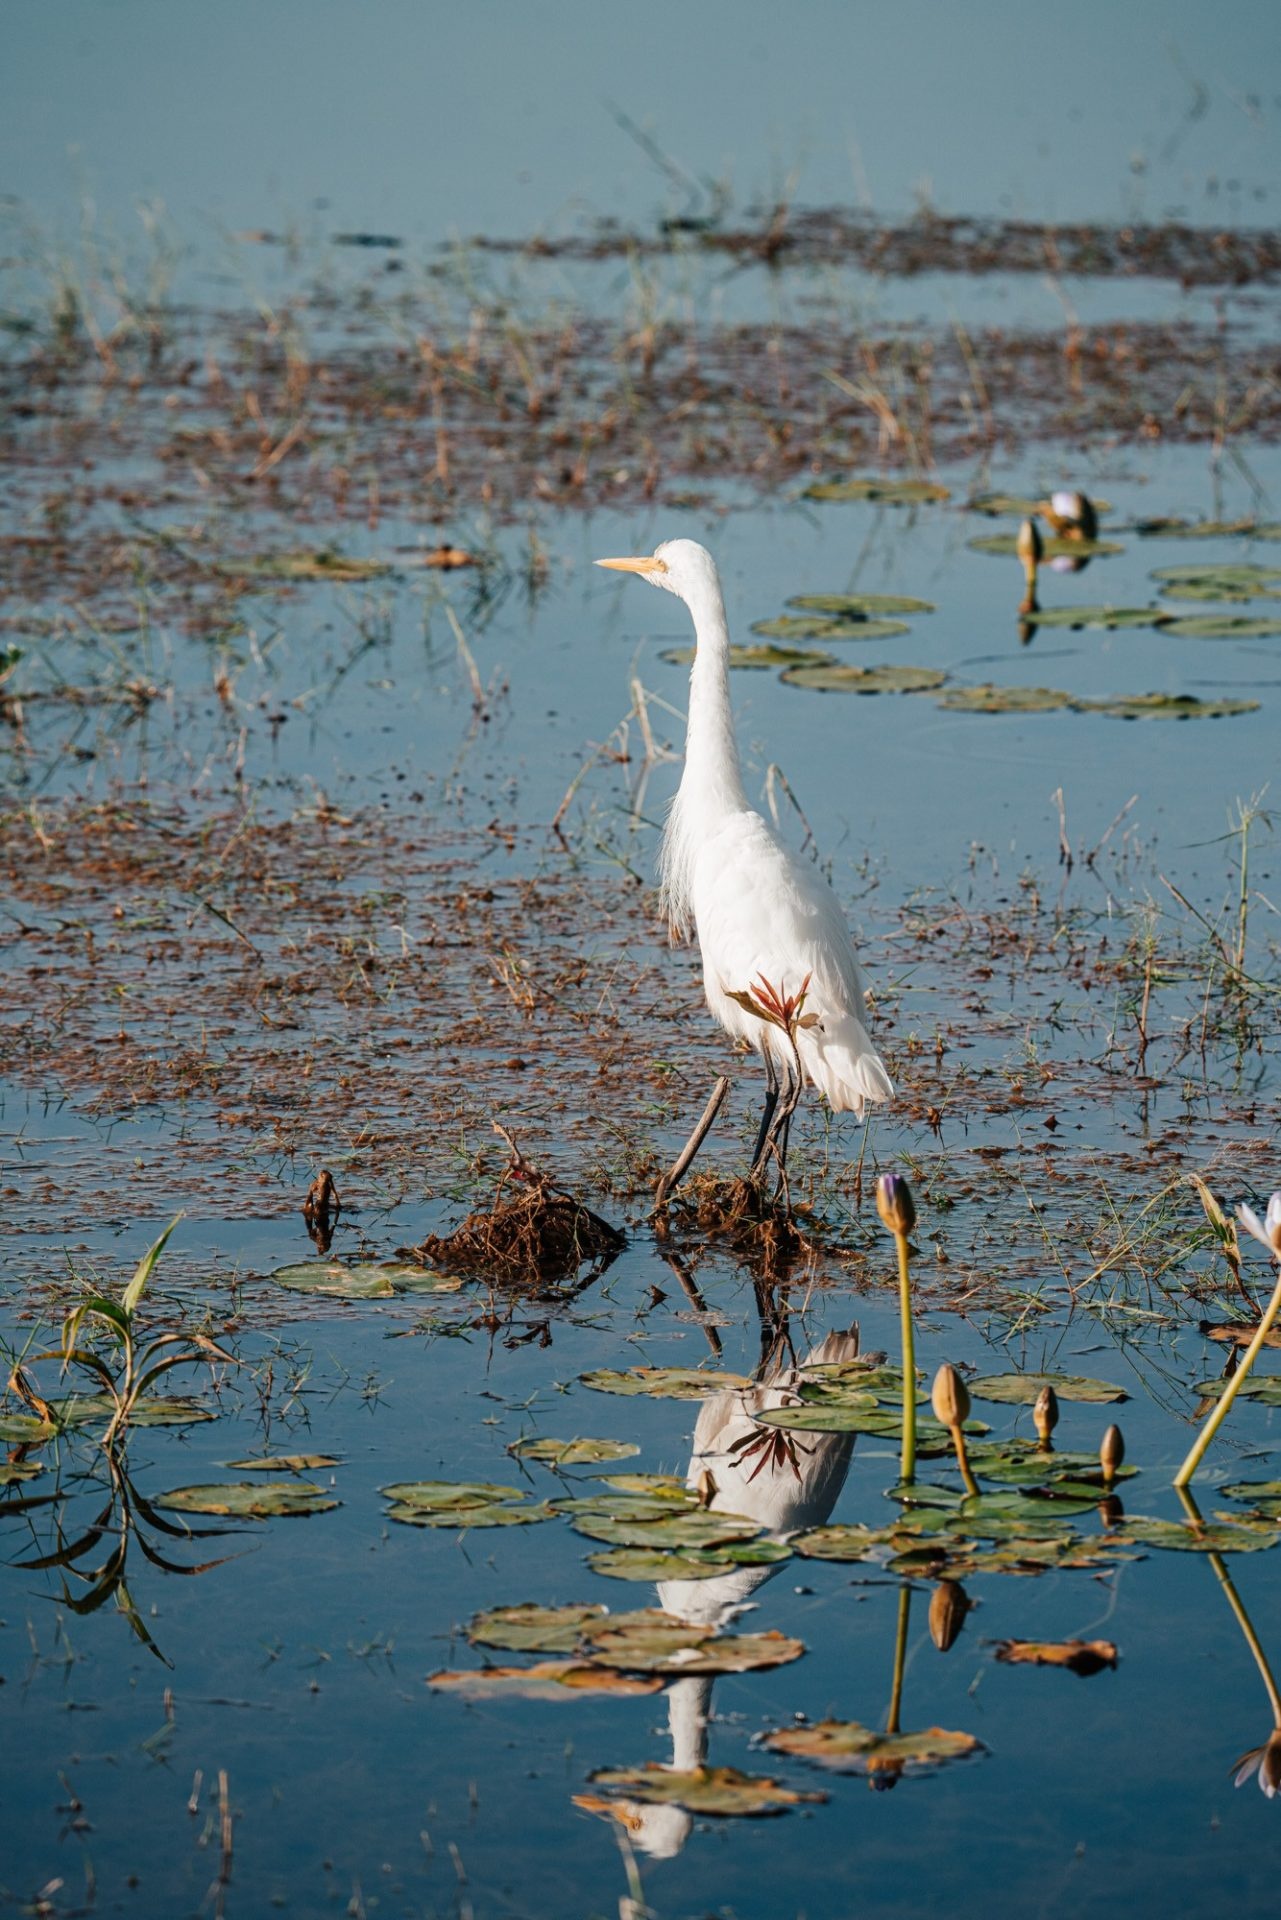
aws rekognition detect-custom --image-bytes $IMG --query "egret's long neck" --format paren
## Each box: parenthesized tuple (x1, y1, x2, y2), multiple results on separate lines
(680, 577, 747, 816)
(658, 569, 748, 937)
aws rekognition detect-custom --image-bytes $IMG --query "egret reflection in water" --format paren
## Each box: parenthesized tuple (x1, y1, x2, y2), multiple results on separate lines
(618, 1324, 862, 1858)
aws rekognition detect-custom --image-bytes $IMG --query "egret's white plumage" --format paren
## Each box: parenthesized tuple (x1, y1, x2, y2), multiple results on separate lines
(597, 539, 891, 1174)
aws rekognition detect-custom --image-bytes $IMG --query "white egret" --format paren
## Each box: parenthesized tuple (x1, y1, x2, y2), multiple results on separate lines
(596, 540, 892, 1188)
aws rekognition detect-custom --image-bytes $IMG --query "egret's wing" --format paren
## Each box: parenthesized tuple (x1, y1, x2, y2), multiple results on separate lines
(691, 811, 869, 1016)
(690, 811, 892, 1111)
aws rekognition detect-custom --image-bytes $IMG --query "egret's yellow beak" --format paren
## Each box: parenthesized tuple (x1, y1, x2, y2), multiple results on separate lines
(595, 554, 667, 576)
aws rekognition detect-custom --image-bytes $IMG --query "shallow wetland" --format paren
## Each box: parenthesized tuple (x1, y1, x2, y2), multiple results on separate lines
(4, 72, 1281, 1920)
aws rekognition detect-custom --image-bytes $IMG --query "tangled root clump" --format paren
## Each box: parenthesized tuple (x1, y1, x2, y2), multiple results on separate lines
(409, 1128, 624, 1287)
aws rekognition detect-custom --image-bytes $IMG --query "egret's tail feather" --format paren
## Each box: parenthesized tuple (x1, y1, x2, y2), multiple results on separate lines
(800, 1012, 893, 1116)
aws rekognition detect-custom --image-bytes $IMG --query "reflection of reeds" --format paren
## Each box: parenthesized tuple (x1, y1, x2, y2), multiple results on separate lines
(1180, 1485, 1281, 1796)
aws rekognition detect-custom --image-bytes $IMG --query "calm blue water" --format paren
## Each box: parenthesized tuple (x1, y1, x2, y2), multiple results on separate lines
(3, 0, 1279, 251)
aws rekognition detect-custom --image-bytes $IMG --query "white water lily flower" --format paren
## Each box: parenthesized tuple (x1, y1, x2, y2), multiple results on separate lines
(1233, 1728, 1281, 1797)
(1237, 1193, 1281, 1259)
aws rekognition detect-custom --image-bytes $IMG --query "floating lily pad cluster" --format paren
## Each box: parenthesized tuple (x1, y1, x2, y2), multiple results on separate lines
(551, 1474, 787, 1581)
(271, 1260, 462, 1299)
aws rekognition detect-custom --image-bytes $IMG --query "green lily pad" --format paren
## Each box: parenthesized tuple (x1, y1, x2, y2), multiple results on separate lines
(662, 644, 836, 669)
(780, 663, 947, 695)
(1, 1461, 44, 1486)
(224, 1454, 342, 1472)
(1136, 519, 1281, 539)
(1023, 606, 1168, 630)
(1071, 693, 1259, 719)
(1119, 1516, 1281, 1553)
(756, 1407, 986, 1447)
(804, 478, 949, 505)
(553, 1493, 698, 1524)
(937, 684, 1071, 713)
(1158, 582, 1281, 604)
(587, 1541, 791, 1581)
(751, 615, 911, 642)
(969, 534, 1123, 558)
(509, 1436, 640, 1466)
(270, 1260, 462, 1298)
(583, 1764, 824, 1815)
(967, 492, 1045, 517)
(799, 1363, 922, 1393)
(586, 1623, 805, 1675)
(787, 593, 935, 616)
(793, 1523, 919, 1562)
(48, 1394, 215, 1428)
(382, 1480, 525, 1509)
(428, 1661, 664, 1699)
(155, 1479, 339, 1518)
(579, 1368, 752, 1399)
(969, 493, 1115, 519)
(1152, 563, 1281, 587)
(468, 1604, 612, 1652)
(567, 1507, 763, 1551)
(1222, 1482, 1281, 1502)
(969, 1373, 1129, 1405)
(964, 1442, 1137, 1487)
(762, 1719, 982, 1775)
(0, 1412, 56, 1443)
(949, 1490, 1100, 1530)
(223, 549, 391, 583)
(1151, 615, 1281, 640)
(1192, 1378, 1281, 1405)
(387, 1500, 554, 1529)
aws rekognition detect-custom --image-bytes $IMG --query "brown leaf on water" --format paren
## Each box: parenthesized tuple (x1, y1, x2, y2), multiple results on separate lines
(993, 1638, 1118, 1676)
(427, 1660, 664, 1699)
(1203, 1322, 1281, 1351)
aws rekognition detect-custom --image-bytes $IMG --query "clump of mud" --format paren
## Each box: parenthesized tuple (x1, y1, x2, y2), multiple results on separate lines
(665, 1172, 826, 1281)
(408, 1128, 624, 1287)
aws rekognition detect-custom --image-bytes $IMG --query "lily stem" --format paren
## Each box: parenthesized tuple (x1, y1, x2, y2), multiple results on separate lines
(1174, 1259, 1281, 1488)
(951, 1423, 980, 1500)
(887, 1583, 911, 1735)
(896, 1229, 916, 1486)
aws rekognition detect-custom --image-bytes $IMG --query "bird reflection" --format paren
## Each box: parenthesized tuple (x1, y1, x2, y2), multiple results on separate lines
(625, 1323, 863, 1857)
(1016, 489, 1100, 641)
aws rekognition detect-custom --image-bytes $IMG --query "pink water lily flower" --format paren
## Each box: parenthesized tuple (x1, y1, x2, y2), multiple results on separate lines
(1238, 1193, 1281, 1259)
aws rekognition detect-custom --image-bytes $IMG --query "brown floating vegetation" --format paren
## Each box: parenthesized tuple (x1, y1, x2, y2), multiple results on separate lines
(408, 1126, 624, 1287)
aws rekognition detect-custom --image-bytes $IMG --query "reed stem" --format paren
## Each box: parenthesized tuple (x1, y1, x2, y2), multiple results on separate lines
(1174, 1260, 1281, 1488)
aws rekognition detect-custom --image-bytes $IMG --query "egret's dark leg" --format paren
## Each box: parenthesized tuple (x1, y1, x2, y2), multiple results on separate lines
(748, 1050, 780, 1179)
(769, 1059, 804, 1192)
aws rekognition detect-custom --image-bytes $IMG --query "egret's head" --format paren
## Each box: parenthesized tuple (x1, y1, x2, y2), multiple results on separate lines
(595, 538, 719, 604)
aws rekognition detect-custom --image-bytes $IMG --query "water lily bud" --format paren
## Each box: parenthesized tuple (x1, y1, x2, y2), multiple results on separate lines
(1238, 1192, 1281, 1259)
(1016, 517, 1042, 569)
(876, 1173, 916, 1238)
(693, 1466, 718, 1507)
(931, 1363, 970, 1430)
(1100, 1423, 1125, 1482)
(1033, 1383, 1059, 1446)
(928, 1579, 970, 1653)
